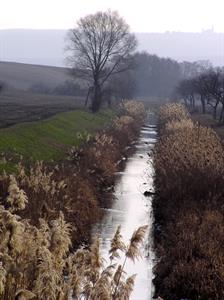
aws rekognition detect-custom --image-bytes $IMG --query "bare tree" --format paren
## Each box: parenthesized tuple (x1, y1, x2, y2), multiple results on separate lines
(198, 70, 223, 120)
(192, 74, 208, 114)
(176, 79, 196, 109)
(67, 10, 137, 112)
(188, 69, 224, 122)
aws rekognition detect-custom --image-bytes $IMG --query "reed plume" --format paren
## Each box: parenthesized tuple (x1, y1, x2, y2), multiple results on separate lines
(109, 225, 126, 261)
(126, 225, 148, 262)
(153, 103, 224, 299)
(0, 262, 6, 296)
(0, 100, 147, 299)
(6, 175, 28, 211)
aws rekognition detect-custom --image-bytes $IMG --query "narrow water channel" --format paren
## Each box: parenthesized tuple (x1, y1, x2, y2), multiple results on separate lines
(92, 113, 157, 300)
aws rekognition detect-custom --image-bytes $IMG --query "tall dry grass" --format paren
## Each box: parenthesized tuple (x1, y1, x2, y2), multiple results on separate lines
(158, 103, 189, 129)
(0, 100, 147, 299)
(153, 103, 224, 300)
(154, 119, 224, 203)
(0, 100, 145, 245)
(121, 100, 146, 121)
(0, 190, 147, 299)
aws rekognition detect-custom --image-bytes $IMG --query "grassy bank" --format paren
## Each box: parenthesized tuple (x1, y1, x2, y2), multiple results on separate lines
(0, 101, 147, 299)
(0, 109, 115, 172)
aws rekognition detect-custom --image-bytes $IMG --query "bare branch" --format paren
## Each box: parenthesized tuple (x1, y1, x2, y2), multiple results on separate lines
(66, 10, 137, 111)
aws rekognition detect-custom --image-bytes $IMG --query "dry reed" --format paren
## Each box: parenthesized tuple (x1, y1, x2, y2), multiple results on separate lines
(153, 103, 224, 300)
(0, 100, 147, 299)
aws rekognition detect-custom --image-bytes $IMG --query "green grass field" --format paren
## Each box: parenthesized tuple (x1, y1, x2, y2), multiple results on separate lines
(0, 109, 115, 173)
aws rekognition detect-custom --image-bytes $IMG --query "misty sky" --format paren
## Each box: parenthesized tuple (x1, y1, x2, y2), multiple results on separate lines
(0, 0, 224, 32)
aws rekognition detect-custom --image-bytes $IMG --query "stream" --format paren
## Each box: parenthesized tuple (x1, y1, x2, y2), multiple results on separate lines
(92, 113, 157, 300)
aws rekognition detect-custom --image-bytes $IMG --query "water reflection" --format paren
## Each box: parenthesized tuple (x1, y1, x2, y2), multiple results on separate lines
(92, 113, 157, 300)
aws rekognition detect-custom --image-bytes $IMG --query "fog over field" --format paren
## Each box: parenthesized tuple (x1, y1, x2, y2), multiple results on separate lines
(0, 29, 224, 67)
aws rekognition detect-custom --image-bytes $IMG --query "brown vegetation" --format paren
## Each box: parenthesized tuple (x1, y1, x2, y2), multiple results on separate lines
(153, 103, 224, 300)
(0, 101, 145, 245)
(0, 201, 147, 299)
(0, 100, 146, 299)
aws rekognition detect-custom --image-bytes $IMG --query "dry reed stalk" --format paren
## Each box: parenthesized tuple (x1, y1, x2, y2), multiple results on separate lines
(112, 225, 148, 299)
(0, 100, 147, 299)
(153, 103, 224, 299)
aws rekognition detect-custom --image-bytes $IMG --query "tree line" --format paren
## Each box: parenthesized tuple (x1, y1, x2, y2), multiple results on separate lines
(176, 66, 224, 123)
(67, 10, 213, 112)
(0, 10, 212, 114)
(0, 9, 218, 115)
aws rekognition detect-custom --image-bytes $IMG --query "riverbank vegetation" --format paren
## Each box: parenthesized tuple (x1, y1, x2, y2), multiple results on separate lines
(153, 103, 224, 300)
(2, 100, 145, 244)
(0, 100, 146, 299)
(0, 109, 116, 173)
(0, 202, 147, 299)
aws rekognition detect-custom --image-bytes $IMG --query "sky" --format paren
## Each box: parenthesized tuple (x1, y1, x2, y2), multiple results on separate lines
(0, 0, 224, 32)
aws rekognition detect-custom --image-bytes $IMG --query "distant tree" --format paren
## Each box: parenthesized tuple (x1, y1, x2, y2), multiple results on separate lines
(53, 80, 85, 96)
(200, 69, 224, 121)
(176, 78, 196, 109)
(192, 73, 210, 114)
(67, 10, 137, 112)
(133, 52, 181, 99)
(179, 60, 212, 79)
(176, 68, 224, 121)
(105, 70, 136, 103)
(176, 60, 212, 111)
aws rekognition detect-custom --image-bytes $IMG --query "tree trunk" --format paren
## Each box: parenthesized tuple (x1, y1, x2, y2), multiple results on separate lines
(91, 82, 101, 112)
(85, 87, 91, 107)
(192, 94, 195, 109)
(200, 95, 205, 114)
(213, 105, 217, 120)
(219, 104, 224, 124)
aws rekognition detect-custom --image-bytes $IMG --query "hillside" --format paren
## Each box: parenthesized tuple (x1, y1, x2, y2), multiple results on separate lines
(0, 91, 85, 128)
(0, 61, 72, 91)
(0, 61, 85, 128)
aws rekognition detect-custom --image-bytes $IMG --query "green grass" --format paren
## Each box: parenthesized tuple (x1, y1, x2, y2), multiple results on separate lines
(0, 109, 116, 172)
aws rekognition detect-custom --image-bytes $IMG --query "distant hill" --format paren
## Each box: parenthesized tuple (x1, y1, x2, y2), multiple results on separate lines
(0, 29, 66, 67)
(137, 31, 224, 66)
(0, 29, 224, 67)
(0, 61, 71, 91)
(0, 61, 84, 128)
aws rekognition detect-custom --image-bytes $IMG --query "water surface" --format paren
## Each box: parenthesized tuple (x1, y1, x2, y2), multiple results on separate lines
(92, 113, 157, 299)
